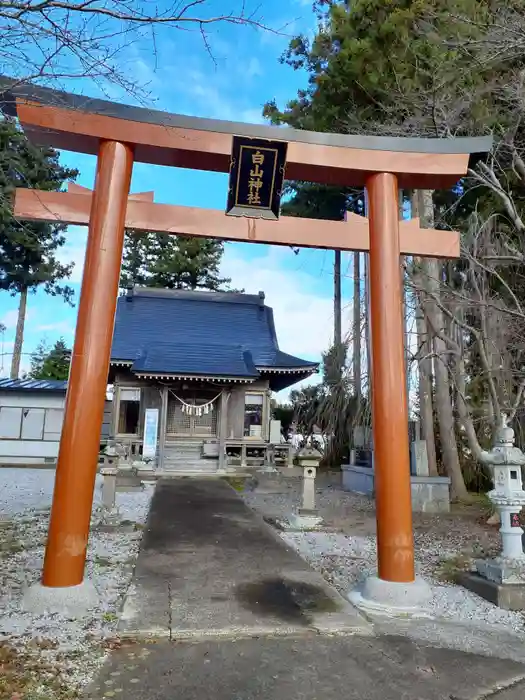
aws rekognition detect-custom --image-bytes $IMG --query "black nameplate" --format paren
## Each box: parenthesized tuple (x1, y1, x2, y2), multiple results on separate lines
(226, 136, 287, 220)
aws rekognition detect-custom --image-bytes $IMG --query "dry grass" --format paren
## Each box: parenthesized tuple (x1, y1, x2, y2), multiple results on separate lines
(0, 643, 79, 700)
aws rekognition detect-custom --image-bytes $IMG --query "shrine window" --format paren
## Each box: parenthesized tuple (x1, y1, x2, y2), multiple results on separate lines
(244, 392, 264, 438)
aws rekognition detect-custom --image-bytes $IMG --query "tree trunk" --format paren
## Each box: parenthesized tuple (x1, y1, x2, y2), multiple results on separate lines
(334, 249, 342, 347)
(10, 286, 28, 379)
(353, 252, 362, 397)
(410, 193, 438, 476)
(399, 191, 409, 400)
(455, 354, 485, 463)
(425, 259, 468, 499)
(364, 252, 372, 395)
(415, 299, 439, 476)
(417, 190, 468, 500)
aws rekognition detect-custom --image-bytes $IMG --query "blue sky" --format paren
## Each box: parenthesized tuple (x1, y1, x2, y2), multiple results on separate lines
(0, 0, 355, 389)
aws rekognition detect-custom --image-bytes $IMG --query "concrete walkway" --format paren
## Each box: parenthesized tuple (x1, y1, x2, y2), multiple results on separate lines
(86, 478, 525, 700)
(89, 634, 525, 699)
(119, 479, 369, 639)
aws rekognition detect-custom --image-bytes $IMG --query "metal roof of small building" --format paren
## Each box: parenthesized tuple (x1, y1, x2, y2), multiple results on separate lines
(111, 288, 318, 390)
(0, 378, 67, 392)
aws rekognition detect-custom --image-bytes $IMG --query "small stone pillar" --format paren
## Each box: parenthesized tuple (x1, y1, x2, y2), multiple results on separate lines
(98, 465, 121, 527)
(302, 466, 317, 511)
(410, 440, 429, 477)
(461, 417, 525, 609)
(259, 444, 278, 473)
(101, 466, 117, 510)
(287, 466, 323, 530)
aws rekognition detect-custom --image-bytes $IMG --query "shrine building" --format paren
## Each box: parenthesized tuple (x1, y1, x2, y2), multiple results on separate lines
(108, 286, 318, 473)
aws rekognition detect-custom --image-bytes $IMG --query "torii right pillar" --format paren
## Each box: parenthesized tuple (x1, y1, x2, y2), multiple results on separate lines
(349, 172, 431, 613)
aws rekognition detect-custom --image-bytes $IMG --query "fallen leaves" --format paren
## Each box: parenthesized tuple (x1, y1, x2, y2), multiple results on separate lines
(0, 642, 80, 700)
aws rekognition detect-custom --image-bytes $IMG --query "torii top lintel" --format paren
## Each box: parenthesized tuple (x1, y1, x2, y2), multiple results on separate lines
(1, 79, 492, 190)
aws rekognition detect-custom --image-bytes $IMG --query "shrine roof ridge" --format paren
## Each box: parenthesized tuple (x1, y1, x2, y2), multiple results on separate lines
(0, 77, 492, 156)
(126, 287, 266, 306)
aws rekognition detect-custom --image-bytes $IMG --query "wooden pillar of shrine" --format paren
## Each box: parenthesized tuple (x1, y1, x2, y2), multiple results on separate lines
(42, 140, 134, 588)
(366, 172, 415, 583)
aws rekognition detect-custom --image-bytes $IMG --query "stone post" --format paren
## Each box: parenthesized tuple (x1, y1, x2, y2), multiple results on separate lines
(302, 466, 317, 511)
(97, 465, 121, 528)
(259, 444, 278, 473)
(286, 444, 294, 468)
(101, 466, 117, 511)
(288, 466, 323, 530)
(410, 440, 429, 477)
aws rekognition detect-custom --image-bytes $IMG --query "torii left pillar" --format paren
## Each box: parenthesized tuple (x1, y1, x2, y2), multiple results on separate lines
(24, 140, 133, 613)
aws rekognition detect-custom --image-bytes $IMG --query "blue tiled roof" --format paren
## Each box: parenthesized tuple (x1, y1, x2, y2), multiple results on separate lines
(0, 378, 67, 392)
(132, 342, 259, 378)
(111, 288, 318, 383)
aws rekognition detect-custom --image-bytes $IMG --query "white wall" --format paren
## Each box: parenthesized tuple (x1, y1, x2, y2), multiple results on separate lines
(0, 392, 65, 465)
(0, 392, 113, 465)
(0, 393, 65, 409)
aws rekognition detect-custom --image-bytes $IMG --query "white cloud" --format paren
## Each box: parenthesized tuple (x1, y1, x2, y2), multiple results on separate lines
(0, 309, 20, 330)
(35, 321, 75, 336)
(0, 340, 14, 377)
(186, 74, 244, 121)
(57, 226, 88, 283)
(245, 57, 263, 79)
(221, 245, 334, 361)
(221, 244, 332, 402)
(167, 67, 265, 124)
(239, 107, 265, 124)
(0, 341, 31, 378)
(1, 308, 34, 330)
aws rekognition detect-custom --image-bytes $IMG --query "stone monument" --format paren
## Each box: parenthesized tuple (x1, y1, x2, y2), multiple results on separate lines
(286, 466, 323, 530)
(97, 465, 121, 528)
(460, 415, 525, 609)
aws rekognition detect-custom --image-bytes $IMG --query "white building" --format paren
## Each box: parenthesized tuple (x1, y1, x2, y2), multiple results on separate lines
(0, 379, 111, 466)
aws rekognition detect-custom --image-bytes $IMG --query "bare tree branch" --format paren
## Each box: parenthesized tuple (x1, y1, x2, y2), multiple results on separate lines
(0, 1, 284, 98)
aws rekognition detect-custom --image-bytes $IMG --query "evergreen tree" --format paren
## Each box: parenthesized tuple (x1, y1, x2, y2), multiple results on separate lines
(264, 0, 497, 137)
(262, 0, 504, 497)
(0, 118, 78, 378)
(120, 231, 232, 291)
(29, 338, 71, 380)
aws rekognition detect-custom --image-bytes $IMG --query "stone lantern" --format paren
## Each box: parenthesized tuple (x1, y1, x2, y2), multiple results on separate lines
(461, 416, 525, 609)
(480, 416, 525, 561)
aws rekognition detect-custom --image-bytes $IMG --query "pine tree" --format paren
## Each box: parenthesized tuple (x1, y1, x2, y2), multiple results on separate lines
(264, 0, 496, 137)
(29, 338, 71, 380)
(120, 231, 232, 291)
(0, 117, 78, 378)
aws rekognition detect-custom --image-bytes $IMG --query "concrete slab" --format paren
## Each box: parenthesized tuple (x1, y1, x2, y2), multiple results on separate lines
(371, 616, 525, 664)
(87, 634, 525, 700)
(487, 679, 525, 699)
(459, 572, 525, 611)
(119, 479, 369, 639)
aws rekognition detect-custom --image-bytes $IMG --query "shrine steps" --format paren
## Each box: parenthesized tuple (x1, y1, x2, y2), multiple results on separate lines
(162, 440, 218, 473)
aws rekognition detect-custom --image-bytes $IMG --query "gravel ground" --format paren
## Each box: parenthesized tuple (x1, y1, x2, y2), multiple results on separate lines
(242, 472, 525, 635)
(0, 468, 154, 698)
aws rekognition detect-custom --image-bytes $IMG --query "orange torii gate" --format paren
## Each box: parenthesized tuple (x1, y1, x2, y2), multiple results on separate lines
(2, 79, 491, 612)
